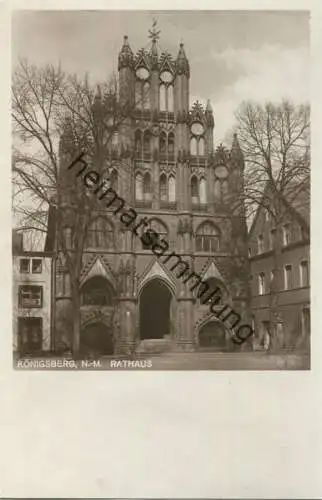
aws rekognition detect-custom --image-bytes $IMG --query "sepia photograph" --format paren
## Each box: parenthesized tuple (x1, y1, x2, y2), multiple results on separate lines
(12, 9, 310, 370)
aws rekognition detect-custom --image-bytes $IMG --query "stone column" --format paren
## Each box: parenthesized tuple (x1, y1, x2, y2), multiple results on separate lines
(115, 298, 137, 355)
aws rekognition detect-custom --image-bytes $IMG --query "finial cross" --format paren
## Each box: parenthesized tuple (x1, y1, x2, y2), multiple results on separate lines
(148, 18, 161, 42)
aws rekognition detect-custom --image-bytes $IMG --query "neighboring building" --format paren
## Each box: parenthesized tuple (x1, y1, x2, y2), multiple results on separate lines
(12, 231, 53, 355)
(48, 24, 251, 355)
(249, 185, 310, 350)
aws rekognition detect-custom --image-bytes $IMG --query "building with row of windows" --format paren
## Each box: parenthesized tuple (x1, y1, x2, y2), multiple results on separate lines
(47, 24, 251, 356)
(249, 186, 310, 350)
(12, 231, 53, 355)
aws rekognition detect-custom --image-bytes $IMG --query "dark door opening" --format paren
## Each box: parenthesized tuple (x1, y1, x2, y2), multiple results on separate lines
(140, 279, 172, 340)
(80, 322, 113, 355)
(199, 321, 227, 351)
(18, 317, 43, 355)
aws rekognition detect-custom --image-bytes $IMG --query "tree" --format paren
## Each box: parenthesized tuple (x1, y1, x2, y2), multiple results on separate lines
(12, 59, 139, 357)
(234, 100, 310, 349)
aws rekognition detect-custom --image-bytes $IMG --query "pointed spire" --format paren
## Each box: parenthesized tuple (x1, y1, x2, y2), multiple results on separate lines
(206, 99, 214, 128)
(176, 42, 190, 77)
(231, 133, 241, 152)
(231, 133, 244, 163)
(206, 99, 213, 113)
(149, 19, 159, 69)
(118, 35, 134, 71)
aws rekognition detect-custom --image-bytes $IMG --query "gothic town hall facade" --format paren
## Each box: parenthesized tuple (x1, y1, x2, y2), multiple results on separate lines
(50, 28, 251, 356)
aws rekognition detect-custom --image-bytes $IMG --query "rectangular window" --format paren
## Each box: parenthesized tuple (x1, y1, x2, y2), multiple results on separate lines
(300, 226, 308, 241)
(20, 258, 30, 274)
(302, 307, 310, 336)
(300, 260, 309, 287)
(283, 223, 291, 246)
(257, 234, 264, 254)
(18, 285, 43, 308)
(18, 317, 43, 353)
(258, 273, 265, 295)
(32, 259, 42, 274)
(284, 264, 293, 290)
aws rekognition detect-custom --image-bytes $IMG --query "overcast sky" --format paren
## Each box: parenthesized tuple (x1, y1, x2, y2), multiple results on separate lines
(12, 10, 309, 144)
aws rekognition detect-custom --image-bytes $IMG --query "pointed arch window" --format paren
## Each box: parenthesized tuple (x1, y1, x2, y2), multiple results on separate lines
(110, 170, 118, 191)
(135, 130, 142, 153)
(160, 173, 168, 202)
(160, 84, 166, 111)
(214, 179, 221, 200)
(190, 136, 206, 156)
(198, 137, 205, 156)
(168, 175, 176, 202)
(85, 217, 114, 249)
(168, 132, 175, 155)
(135, 79, 150, 110)
(190, 137, 197, 155)
(159, 132, 167, 154)
(142, 82, 150, 110)
(196, 222, 220, 253)
(159, 83, 174, 112)
(135, 172, 143, 201)
(143, 172, 152, 201)
(143, 130, 150, 155)
(64, 227, 72, 249)
(135, 81, 142, 108)
(222, 180, 228, 198)
(191, 176, 199, 204)
(214, 179, 229, 203)
(167, 85, 174, 111)
(141, 218, 168, 250)
(199, 177, 207, 204)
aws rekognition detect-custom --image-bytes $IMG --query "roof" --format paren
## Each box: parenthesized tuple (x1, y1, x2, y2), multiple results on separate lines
(248, 179, 310, 238)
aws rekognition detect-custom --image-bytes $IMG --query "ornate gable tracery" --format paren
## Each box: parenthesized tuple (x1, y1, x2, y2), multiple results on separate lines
(159, 51, 175, 75)
(189, 100, 206, 124)
(134, 48, 151, 71)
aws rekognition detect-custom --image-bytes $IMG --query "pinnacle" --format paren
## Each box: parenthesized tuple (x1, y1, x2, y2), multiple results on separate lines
(206, 99, 213, 112)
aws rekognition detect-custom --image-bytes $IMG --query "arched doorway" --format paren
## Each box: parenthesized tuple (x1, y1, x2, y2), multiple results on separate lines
(198, 321, 227, 351)
(139, 279, 172, 340)
(79, 276, 115, 355)
(80, 322, 114, 355)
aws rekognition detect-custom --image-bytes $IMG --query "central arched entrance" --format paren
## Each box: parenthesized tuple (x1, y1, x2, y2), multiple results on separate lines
(80, 322, 114, 355)
(139, 279, 172, 340)
(198, 320, 227, 351)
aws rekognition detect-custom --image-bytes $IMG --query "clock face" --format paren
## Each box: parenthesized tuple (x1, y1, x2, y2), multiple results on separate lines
(136, 67, 149, 80)
(160, 71, 173, 83)
(191, 122, 204, 136)
(214, 165, 228, 179)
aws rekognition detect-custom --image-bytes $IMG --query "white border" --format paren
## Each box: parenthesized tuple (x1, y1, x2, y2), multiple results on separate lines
(1, 2, 321, 498)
